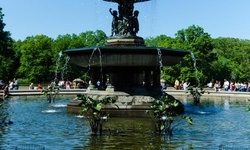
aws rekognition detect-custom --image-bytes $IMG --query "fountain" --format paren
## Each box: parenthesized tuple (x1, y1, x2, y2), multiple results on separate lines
(64, 0, 189, 116)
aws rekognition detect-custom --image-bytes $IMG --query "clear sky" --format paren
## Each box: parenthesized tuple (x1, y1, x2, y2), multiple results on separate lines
(1, 0, 250, 41)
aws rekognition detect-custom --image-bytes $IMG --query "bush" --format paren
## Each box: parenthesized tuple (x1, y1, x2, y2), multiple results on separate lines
(17, 78, 30, 85)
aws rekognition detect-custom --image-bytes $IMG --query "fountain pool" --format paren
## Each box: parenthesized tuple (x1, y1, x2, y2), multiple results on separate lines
(0, 96, 250, 149)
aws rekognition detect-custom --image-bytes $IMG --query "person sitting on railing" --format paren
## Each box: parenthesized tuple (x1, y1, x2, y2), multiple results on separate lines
(37, 83, 43, 90)
(29, 83, 34, 90)
(239, 82, 247, 92)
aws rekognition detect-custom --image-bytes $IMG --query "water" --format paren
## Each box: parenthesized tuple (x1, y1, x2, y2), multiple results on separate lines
(0, 96, 250, 149)
(60, 56, 70, 81)
(88, 48, 104, 85)
(54, 51, 63, 81)
(157, 48, 163, 70)
(191, 52, 200, 87)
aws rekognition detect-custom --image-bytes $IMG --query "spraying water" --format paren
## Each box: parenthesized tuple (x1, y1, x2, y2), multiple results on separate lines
(157, 48, 163, 70)
(191, 52, 200, 87)
(88, 48, 103, 87)
(157, 48, 166, 94)
(55, 51, 63, 82)
(61, 56, 70, 81)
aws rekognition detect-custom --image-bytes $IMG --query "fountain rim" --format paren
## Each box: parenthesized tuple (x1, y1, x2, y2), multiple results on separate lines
(63, 46, 190, 56)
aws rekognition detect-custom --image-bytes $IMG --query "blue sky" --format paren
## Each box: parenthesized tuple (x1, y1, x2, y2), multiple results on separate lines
(1, 0, 250, 41)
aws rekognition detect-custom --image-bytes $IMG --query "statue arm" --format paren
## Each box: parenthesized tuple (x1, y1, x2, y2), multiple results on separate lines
(109, 8, 112, 15)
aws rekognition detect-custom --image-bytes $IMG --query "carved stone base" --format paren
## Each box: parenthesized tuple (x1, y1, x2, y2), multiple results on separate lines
(106, 36, 145, 46)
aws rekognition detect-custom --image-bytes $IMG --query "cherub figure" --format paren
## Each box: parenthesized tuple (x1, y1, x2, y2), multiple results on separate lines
(132, 10, 139, 35)
(109, 8, 119, 36)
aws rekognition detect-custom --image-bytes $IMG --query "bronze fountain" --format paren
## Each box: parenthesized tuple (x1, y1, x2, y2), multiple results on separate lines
(64, 0, 188, 93)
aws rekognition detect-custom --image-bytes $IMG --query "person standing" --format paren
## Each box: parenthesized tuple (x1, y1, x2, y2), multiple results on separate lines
(8, 80, 13, 90)
(96, 80, 101, 89)
(65, 79, 71, 89)
(207, 81, 213, 88)
(13, 78, 19, 90)
(183, 81, 190, 91)
(223, 79, 229, 91)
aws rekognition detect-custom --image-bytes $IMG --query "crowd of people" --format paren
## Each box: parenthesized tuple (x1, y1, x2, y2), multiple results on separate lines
(1, 77, 91, 94)
(173, 79, 191, 91)
(0, 78, 19, 98)
(208, 79, 250, 92)
(173, 78, 250, 92)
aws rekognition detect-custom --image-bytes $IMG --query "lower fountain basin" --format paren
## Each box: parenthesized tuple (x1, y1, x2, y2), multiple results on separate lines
(1, 96, 250, 149)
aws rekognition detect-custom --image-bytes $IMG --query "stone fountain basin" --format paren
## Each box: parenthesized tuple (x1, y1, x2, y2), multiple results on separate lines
(63, 46, 189, 67)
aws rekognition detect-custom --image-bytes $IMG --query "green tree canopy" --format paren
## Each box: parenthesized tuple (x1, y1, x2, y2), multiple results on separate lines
(174, 25, 215, 85)
(212, 37, 250, 82)
(18, 35, 54, 83)
(0, 7, 15, 82)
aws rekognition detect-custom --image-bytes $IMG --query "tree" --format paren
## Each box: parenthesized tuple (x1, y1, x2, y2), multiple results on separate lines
(175, 25, 216, 85)
(0, 7, 15, 81)
(145, 35, 182, 85)
(52, 30, 108, 81)
(18, 35, 54, 82)
(212, 37, 250, 82)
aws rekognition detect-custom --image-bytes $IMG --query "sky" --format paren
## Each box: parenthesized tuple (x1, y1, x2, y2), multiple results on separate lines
(1, 0, 250, 41)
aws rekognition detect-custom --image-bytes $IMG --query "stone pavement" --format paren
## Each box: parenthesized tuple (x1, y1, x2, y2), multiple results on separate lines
(1, 86, 250, 98)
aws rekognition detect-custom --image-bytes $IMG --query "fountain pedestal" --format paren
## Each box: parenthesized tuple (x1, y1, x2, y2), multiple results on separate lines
(106, 36, 145, 46)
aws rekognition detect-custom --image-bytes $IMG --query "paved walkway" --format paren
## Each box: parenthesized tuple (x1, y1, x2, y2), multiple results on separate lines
(1, 86, 250, 98)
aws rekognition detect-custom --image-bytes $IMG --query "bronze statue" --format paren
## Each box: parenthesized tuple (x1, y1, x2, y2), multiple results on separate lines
(132, 10, 139, 35)
(109, 3, 140, 36)
(109, 8, 119, 36)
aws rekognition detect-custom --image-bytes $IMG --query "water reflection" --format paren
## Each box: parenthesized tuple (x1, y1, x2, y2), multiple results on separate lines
(0, 96, 249, 149)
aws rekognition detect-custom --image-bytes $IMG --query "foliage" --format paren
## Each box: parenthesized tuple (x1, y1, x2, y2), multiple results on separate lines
(146, 95, 193, 136)
(0, 7, 15, 81)
(1, 10, 249, 86)
(52, 30, 107, 81)
(17, 78, 30, 85)
(18, 35, 55, 83)
(187, 86, 205, 104)
(175, 25, 216, 85)
(77, 95, 117, 135)
(212, 37, 250, 82)
(41, 84, 60, 103)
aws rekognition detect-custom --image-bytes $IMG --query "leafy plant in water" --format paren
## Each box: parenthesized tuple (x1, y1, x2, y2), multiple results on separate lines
(77, 94, 117, 135)
(146, 94, 193, 136)
(41, 85, 60, 103)
(187, 86, 205, 104)
(247, 99, 250, 111)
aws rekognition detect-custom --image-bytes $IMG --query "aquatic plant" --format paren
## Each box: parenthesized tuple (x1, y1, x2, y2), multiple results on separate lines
(247, 98, 250, 111)
(77, 95, 117, 135)
(146, 94, 193, 136)
(41, 85, 60, 103)
(187, 86, 205, 104)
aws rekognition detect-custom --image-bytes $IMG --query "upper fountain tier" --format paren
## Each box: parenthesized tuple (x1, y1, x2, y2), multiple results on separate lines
(104, 0, 151, 46)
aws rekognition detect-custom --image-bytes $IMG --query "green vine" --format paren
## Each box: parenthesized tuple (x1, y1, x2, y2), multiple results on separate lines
(77, 95, 118, 135)
(41, 85, 60, 102)
(146, 94, 193, 136)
